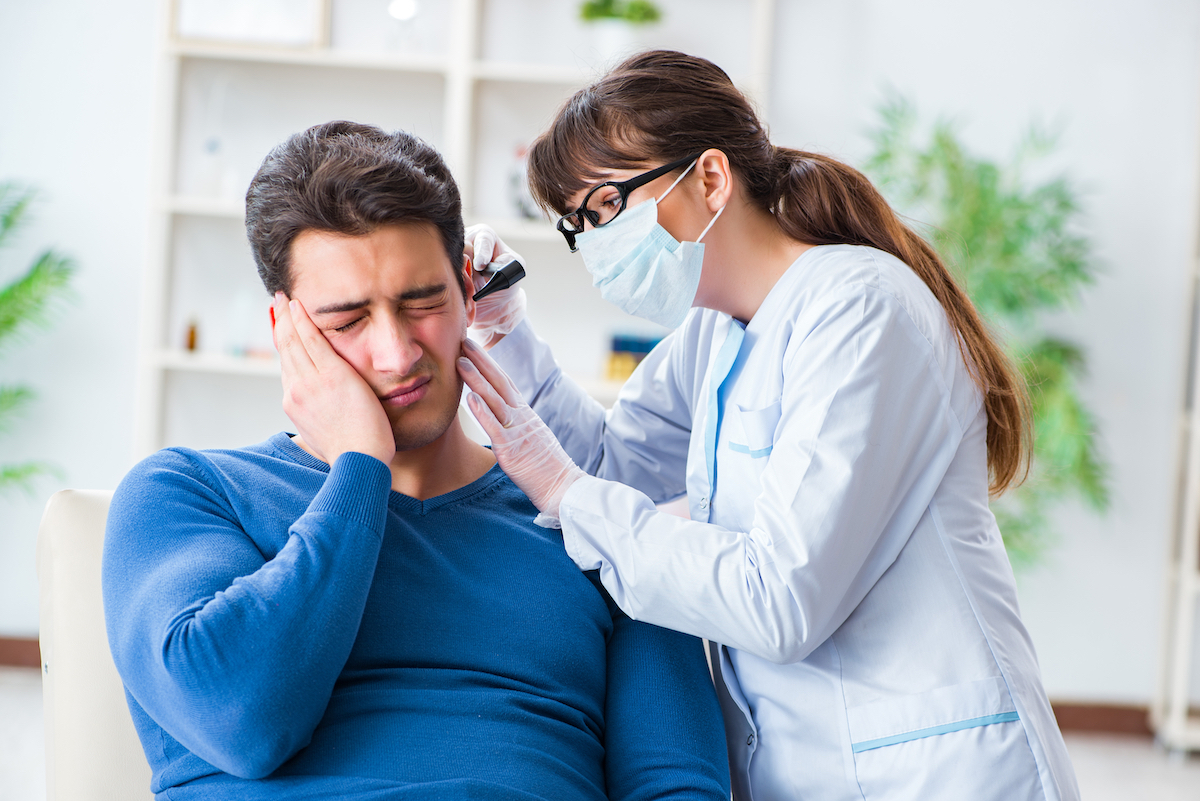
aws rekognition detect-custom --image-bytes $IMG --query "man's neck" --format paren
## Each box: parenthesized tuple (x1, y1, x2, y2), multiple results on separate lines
(385, 418, 496, 500)
(294, 418, 496, 501)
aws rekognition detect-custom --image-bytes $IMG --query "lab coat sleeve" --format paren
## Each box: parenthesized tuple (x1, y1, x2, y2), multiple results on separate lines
(488, 316, 701, 504)
(102, 449, 391, 778)
(558, 285, 968, 664)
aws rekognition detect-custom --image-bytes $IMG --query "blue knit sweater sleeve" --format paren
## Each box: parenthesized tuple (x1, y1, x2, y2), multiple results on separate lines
(600, 591, 731, 800)
(102, 446, 392, 780)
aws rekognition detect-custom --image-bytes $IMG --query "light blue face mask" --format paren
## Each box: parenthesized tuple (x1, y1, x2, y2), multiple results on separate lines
(574, 160, 725, 328)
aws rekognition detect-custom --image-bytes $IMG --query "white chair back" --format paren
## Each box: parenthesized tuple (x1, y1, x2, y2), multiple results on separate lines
(37, 489, 154, 800)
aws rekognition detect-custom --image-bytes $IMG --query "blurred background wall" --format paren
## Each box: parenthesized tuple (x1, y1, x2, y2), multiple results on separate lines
(1, 0, 1197, 708)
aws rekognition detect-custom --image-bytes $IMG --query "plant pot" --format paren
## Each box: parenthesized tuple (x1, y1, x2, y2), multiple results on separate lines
(589, 19, 656, 64)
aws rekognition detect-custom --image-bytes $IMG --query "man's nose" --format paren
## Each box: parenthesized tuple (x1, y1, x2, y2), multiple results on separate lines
(370, 314, 422, 376)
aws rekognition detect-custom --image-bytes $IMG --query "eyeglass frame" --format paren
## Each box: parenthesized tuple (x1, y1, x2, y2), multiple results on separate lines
(555, 152, 704, 252)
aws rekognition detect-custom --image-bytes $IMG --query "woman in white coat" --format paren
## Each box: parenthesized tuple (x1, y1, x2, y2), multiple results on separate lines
(457, 50, 1079, 801)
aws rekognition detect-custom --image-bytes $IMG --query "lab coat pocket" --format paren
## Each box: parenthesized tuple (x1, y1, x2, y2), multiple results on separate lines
(846, 676, 1041, 801)
(727, 400, 781, 480)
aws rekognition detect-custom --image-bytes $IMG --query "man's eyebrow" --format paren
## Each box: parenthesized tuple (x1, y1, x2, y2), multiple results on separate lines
(397, 283, 449, 302)
(311, 283, 450, 316)
(312, 299, 368, 315)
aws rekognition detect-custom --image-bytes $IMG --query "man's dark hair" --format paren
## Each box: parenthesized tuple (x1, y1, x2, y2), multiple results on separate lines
(245, 121, 466, 298)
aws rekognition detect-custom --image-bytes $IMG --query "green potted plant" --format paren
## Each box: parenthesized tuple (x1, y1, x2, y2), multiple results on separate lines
(865, 97, 1109, 568)
(0, 182, 75, 493)
(580, 0, 663, 62)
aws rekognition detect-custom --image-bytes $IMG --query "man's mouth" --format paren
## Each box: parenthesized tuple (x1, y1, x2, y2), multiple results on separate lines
(381, 376, 432, 408)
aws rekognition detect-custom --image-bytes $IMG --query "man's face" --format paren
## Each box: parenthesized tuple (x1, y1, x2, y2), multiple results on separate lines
(288, 222, 474, 453)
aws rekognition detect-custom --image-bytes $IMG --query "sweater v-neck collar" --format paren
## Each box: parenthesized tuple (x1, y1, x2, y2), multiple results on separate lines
(271, 432, 507, 516)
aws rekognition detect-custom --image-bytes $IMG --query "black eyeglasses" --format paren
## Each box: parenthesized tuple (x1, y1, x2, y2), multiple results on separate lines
(555, 153, 702, 252)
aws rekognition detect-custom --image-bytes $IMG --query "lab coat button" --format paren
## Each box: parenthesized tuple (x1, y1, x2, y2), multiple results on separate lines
(699, 496, 709, 510)
(746, 734, 755, 746)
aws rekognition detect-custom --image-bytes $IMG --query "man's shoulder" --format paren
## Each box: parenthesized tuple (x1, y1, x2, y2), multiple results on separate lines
(117, 433, 310, 506)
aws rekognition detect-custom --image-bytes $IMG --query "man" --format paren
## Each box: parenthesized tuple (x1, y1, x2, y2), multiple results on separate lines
(102, 121, 730, 801)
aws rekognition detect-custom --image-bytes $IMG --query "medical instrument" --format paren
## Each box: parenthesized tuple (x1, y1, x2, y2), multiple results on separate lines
(472, 259, 526, 302)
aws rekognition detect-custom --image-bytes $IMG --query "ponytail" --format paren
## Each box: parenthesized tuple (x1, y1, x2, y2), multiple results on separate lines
(770, 148, 1030, 494)
(528, 50, 1030, 495)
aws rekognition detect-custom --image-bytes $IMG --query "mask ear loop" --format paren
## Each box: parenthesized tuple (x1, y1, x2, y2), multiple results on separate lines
(655, 158, 699, 203)
(656, 157, 725, 243)
(696, 204, 725, 243)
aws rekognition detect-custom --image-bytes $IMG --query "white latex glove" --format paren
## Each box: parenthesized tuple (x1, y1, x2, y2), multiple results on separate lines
(457, 337, 584, 524)
(464, 223, 527, 346)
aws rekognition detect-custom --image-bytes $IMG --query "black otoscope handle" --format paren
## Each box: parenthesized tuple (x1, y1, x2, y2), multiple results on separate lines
(471, 259, 526, 302)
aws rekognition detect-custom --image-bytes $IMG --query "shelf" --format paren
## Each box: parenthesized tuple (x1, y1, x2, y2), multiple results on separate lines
(168, 195, 244, 219)
(471, 217, 560, 243)
(139, 0, 775, 458)
(171, 42, 586, 87)
(164, 203, 560, 242)
(154, 348, 625, 407)
(471, 61, 587, 86)
(157, 349, 280, 377)
(171, 40, 448, 76)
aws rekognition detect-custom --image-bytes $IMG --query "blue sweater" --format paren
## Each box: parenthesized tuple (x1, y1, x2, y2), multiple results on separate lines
(102, 433, 729, 800)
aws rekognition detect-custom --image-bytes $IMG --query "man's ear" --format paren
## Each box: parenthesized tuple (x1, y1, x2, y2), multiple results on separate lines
(461, 254, 476, 327)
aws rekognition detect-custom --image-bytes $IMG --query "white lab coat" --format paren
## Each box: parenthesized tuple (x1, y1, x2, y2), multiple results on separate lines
(489, 244, 1079, 801)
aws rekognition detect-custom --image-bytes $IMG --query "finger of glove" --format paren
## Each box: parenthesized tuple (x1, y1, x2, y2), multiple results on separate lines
(471, 268, 492, 293)
(467, 225, 498, 269)
(474, 287, 526, 332)
(464, 391, 508, 444)
(458, 356, 517, 428)
(460, 338, 523, 405)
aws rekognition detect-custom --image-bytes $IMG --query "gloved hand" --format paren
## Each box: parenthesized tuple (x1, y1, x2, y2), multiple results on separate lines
(457, 337, 584, 523)
(464, 223, 527, 346)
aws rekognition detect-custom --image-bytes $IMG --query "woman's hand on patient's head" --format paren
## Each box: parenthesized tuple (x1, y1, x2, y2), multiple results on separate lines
(273, 292, 396, 467)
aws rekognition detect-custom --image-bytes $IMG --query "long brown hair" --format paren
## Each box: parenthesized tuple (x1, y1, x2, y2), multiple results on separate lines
(527, 50, 1029, 495)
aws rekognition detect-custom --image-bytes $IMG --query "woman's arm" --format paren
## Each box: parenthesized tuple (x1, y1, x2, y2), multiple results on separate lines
(487, 315, 708, 504)
(102, 449, 390, 779)
(561, 284, 970, 664)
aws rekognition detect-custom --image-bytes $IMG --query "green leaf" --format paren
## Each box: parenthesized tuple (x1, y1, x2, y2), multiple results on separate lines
(0, 385, 35, 434)
(0, 183, 35, 251)
(0, 179, 74, 507)
(0, 248, 76, 350)
(0, 461, 54, 495)
(865, 97, 1110, 567)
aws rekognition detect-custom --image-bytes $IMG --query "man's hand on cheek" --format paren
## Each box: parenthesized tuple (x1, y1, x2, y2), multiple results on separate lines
(273, 292, 396, 467)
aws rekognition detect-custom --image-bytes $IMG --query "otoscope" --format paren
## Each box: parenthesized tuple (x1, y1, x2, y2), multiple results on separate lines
(472, 259, 526, 302)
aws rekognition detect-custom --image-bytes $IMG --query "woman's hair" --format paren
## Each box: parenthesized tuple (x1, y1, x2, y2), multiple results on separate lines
(527, 50, 1029, 495)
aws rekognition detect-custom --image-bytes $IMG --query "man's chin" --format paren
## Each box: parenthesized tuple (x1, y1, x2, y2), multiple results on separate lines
(388, 403, 461, 454)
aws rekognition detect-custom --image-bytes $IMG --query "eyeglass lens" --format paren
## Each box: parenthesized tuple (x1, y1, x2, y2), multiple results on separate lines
(559, 153, 702, 239)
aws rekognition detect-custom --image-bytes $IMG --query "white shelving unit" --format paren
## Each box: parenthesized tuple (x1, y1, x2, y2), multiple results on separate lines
(134, 0, 776, 457)
(1154, 250, 1200, 753)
